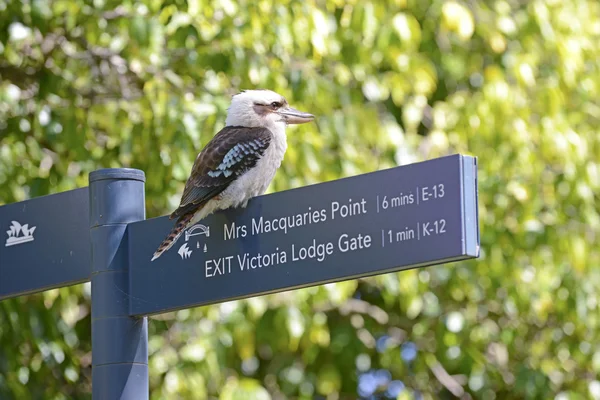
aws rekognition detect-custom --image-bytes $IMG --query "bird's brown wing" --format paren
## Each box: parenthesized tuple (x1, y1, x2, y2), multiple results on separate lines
(170, 126, 272, 219)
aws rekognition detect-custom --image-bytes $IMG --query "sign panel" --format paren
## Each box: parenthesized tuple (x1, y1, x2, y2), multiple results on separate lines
(0, 188, 91, 299)
(129, 154, 479, 316)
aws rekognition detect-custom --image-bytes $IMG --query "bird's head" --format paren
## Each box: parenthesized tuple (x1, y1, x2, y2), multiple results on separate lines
(225, 89, 314, 129)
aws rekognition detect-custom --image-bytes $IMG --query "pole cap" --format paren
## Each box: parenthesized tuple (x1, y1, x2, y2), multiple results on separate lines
(89, 168, 146, 183)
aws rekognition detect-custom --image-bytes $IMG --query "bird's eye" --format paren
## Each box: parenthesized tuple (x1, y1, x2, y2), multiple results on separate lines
(270, 102, 282, 108)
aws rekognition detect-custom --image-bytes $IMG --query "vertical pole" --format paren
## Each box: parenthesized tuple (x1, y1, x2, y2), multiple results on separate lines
(89, 168, 148, 400)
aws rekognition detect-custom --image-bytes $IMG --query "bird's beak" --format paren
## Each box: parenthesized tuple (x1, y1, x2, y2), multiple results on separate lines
(277, 107, 315, 124)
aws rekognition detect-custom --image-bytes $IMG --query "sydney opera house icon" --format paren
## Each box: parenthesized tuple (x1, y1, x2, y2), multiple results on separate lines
(5, 220, 36, 247)
(176, 224, 210, 260)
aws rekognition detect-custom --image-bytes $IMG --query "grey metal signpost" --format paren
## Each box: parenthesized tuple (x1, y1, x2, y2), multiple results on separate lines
(0, 154, 479, 399)
(89, 169, 148, 399)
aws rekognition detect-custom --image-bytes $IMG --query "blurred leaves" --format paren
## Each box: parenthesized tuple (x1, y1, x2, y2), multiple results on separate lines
(1, 0, 600, 399)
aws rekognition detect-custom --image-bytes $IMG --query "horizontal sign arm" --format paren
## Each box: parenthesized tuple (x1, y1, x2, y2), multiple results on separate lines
(0, 188, 91, 300)
(128, 154, 479, 317)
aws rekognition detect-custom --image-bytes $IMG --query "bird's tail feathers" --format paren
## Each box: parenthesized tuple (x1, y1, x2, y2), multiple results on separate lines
(151, 213, 194, 261)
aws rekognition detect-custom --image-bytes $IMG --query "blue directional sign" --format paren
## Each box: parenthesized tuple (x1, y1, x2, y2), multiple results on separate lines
(128, 154, 479, 316)
(0, 188, 91, 299)
(0, 155, 479, 400)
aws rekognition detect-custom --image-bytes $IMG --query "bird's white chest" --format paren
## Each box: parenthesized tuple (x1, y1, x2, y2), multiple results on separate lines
(220, 127, 287, 208)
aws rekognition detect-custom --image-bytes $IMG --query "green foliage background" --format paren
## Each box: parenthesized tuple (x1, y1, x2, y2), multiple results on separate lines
(1, 0, 599, 398)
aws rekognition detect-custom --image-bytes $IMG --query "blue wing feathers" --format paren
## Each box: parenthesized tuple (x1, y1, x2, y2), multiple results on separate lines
(170, 126, 272, 219)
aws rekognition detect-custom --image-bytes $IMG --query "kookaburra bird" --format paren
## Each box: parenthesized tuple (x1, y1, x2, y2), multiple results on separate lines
(151, 89, 314, 261)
